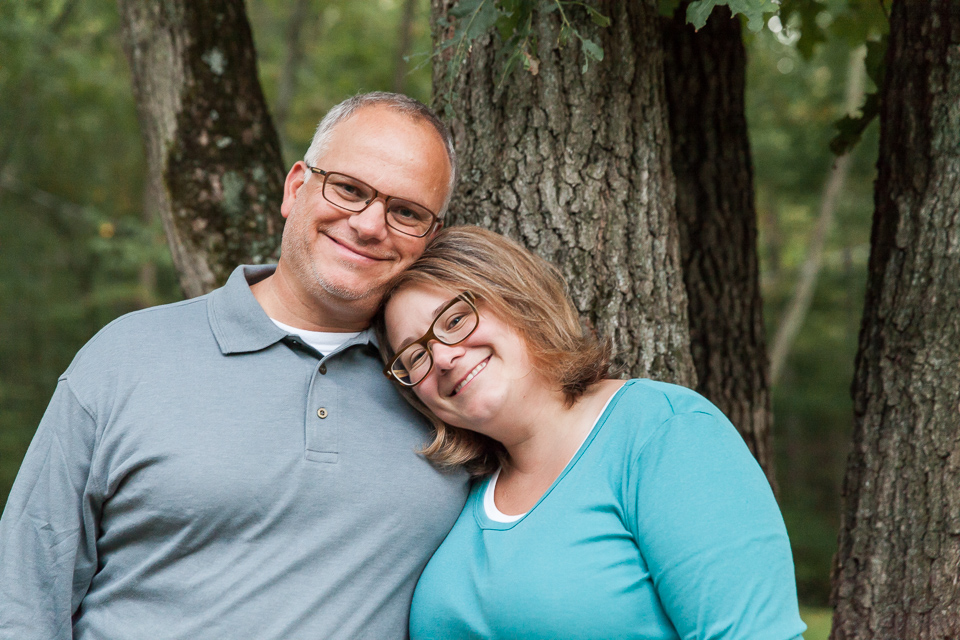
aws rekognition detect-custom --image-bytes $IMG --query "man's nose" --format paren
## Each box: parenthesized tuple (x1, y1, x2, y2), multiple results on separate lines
(348, 198, 389, 241)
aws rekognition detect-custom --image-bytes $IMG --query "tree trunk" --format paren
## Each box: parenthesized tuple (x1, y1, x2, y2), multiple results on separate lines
(830, 2, 960, 638)
(117, 0, 285, 298)
(274, 0, 313, 138)
(393, 0, 418, 93)
(431, 0, 696, 385)
(661, 4, 774, 485)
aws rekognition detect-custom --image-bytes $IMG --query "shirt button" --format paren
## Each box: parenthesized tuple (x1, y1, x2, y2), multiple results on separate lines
(319, 364, 327, 375)
(317, 408, 328, 419)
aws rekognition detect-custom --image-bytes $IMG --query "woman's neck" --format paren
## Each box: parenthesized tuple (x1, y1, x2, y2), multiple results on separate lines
(494, 379, 624, 514)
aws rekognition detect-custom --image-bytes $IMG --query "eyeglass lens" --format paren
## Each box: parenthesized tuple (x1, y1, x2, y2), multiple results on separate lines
(390, 298, 479, 385)
(322, 172, 435, 236)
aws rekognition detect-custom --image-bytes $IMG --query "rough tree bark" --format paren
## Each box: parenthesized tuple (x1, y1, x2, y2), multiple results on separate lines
(431, 0, 696, 385)
(661, 5, 774, 485)
(117, 0, 285, 297)
(830, 2, 960, 638)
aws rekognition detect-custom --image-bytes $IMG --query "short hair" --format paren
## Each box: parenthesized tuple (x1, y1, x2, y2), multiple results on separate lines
(374, 226, 612, 476)
(303, 92, 458, 216)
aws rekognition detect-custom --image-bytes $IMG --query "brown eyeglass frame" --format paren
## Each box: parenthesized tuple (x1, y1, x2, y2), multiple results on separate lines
(383, 292, 479, 387)
(305, 165, 440, 238)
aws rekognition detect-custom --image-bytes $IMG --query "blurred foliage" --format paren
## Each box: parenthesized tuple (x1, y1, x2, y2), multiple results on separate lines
(0, 0, 180, 497)
(748, 0, 883, 605)
(800, 606, 833, 640)
(248, 0, 433, 166)
(0, 0, 885, 610)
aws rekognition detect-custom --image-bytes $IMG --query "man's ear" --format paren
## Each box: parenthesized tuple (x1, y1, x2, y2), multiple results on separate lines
(280, 162, 308, 219)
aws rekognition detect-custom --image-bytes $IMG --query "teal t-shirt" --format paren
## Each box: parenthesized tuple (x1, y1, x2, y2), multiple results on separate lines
(409, 380, 806, 640)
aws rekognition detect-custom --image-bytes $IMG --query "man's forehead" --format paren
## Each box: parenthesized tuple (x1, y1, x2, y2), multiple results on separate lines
(332, 105, 436, 140)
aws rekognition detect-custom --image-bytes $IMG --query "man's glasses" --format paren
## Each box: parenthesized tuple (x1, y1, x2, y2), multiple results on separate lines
(306, 165, 440, 238)
(384, 292, 480, 387)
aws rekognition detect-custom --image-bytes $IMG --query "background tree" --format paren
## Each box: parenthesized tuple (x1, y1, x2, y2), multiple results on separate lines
(662, 3, 775, 486)
(829, 2, 960, 637)
(117, 0, 286, 297)
(431, 0, 696, 386)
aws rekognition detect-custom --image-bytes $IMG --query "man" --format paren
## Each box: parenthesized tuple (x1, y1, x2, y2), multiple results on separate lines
(0, 93, 470, 639)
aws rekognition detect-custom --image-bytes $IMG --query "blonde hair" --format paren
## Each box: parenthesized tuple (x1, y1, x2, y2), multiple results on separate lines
(374, 226, 611, 476)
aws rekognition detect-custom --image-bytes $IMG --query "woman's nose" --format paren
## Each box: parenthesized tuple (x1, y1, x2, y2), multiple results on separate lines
(430, 341, 463, 371)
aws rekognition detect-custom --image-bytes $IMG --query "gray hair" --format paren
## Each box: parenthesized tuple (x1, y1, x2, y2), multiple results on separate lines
(303, 92, 458, 216)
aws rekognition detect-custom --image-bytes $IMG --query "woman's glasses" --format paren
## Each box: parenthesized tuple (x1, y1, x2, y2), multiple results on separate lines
(384, 292, 479, 387)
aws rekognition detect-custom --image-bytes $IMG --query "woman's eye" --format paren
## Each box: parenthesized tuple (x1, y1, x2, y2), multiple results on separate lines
(407, 348, 428, 368)
(445, 313, 466, 331)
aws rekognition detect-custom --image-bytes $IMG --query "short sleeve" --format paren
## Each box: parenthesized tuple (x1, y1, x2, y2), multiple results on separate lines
(0, 378, 101, 640)
(628, 411, 806, 640)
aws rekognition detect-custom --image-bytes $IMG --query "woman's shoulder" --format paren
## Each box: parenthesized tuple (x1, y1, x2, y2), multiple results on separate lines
(613, 378, 722, 419)
(598, 379, 729, 453)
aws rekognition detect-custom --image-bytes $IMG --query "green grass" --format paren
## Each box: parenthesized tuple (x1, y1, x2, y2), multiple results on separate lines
(801, 606, 832, 640)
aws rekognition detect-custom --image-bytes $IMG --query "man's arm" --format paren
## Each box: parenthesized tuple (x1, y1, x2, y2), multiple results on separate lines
(0, 377, 100, 640)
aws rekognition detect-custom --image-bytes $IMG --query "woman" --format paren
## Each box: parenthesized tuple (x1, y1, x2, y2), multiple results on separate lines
(375, 226, 806, 640)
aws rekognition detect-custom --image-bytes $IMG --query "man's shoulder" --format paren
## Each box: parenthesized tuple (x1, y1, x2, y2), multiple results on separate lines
(63, 295, 214, 378)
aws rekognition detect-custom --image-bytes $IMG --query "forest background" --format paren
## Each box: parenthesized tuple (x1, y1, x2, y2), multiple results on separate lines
(0, 0, 891, 633)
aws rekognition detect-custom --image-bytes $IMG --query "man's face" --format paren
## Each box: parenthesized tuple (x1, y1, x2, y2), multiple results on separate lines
(278, 106, 452, 308)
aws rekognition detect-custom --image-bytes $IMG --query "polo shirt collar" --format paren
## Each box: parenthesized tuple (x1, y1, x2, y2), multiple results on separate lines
(208, 265, 377, 355)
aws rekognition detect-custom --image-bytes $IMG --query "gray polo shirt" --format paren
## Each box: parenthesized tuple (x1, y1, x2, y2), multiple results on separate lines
(0, 265, 470, 640)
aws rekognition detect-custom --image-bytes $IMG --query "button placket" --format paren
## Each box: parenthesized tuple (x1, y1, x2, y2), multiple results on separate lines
(305, 363, 339, 464)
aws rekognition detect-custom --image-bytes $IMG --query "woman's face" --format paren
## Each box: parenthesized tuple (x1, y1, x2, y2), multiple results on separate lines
(384, 284, 543, 440)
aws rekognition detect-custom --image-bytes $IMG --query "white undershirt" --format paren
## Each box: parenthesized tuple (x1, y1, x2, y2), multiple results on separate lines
(483, 391, 618, 523)
(271, 319, 360, 356)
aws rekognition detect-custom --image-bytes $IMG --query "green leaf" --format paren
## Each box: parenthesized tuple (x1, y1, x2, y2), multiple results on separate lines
(581, 37, 603, 62)
(829, 92, 880, 156)
(449, 0, 486, 19)
(686, 0, 720, 30)
(586, 6, 612, 28)
(686, 0, 778, 33)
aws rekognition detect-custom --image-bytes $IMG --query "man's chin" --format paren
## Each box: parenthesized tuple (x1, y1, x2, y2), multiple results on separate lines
(314, 274, 388, 305)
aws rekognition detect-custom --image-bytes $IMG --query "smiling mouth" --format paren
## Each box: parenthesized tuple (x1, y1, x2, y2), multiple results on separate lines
(450, 357, 490, 397)
(325, 234, 389, 261)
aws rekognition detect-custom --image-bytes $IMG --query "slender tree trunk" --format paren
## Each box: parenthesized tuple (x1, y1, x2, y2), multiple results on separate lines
(661, 4, 774, 485)
(431, 0, 696, 385)
(769, 48, 866, 387)
(117, 0, 285, 297)
(274, 0, 313, 138)
(393, 0, 418, 93)
(830, 2, 960, 638)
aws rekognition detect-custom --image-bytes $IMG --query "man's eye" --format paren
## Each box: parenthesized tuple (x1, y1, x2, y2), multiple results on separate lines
(390, 206, 429, 224)
(332, 181, 366, 199)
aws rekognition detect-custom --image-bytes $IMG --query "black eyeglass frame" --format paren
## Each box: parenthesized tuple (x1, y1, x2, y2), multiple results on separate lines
(305, 164, 441, 238)
(383, 292, 479, 387)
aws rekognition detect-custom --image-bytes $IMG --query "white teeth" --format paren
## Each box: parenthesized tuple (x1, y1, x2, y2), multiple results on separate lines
(452, 359, 488, 396)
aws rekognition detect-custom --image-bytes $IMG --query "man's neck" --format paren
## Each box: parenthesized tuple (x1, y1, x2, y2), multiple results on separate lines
(250, 267, 376, 333)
